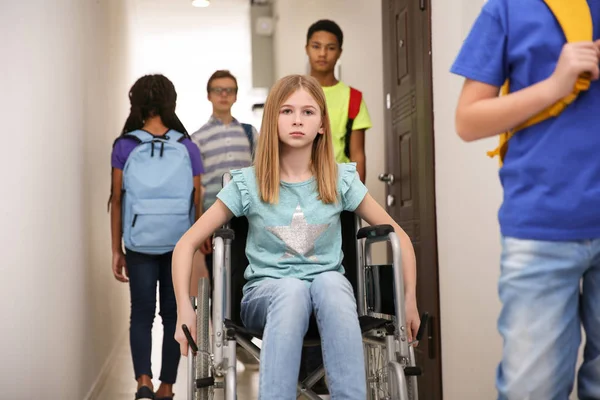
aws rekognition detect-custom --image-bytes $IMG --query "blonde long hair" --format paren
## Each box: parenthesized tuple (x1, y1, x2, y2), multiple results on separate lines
(255, 75, 338, 204)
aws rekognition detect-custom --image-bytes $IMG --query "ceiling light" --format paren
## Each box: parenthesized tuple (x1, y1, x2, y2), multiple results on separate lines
(192, 0, 210, 7)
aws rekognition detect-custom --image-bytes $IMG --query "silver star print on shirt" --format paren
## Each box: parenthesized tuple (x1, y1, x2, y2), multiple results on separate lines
(266, 204, 330, 261)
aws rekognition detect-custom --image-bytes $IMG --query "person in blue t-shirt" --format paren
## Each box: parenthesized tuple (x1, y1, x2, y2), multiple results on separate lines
(171, 74, 421, 399)
(451, 1, 600, 398)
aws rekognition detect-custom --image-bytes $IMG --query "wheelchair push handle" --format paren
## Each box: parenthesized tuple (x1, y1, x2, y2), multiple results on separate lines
(182, 324, 198, 355)
(415, 312, 429, 342)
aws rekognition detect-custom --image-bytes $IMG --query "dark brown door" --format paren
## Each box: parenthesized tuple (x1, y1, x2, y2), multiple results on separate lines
(380, 0, 443, 398)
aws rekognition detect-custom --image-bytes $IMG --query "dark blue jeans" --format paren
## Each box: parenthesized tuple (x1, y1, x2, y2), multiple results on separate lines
(126, 249, 180, 384)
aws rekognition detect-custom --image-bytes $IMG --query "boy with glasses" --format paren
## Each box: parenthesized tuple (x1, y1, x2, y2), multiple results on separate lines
(190, 70, 259, 368)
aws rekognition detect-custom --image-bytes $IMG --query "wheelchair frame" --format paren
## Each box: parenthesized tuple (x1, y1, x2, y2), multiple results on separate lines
(183, 173, 428, 400)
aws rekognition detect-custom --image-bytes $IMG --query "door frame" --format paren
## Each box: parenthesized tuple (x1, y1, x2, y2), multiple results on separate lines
(380, 0, 443, 397)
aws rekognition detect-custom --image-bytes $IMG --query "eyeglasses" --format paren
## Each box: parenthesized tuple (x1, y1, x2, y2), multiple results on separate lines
(209, 87, 237, 95)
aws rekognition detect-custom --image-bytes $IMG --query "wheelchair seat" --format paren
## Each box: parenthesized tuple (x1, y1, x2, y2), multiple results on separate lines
(223, 314, 391, 347)
(226, 210, 396, 326)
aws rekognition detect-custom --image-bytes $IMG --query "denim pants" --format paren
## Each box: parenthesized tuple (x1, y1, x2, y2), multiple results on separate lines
(497, 237, 600, 400)
(241, 271, 366, 400)
(126, 249, 181, 384)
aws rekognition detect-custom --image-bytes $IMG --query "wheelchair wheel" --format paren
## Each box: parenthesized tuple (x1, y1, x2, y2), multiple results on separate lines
(387, 360, 409, 400)
(365, 340, 415, 400)
(366, 342, 391, 400)
(406, 347, 418, 400)
(196, 277, 212, 400)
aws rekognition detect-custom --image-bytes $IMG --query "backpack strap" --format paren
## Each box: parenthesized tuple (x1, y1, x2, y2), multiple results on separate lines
(165, 130, 185, 143)
(344, 87, 363, 159)
(113, 133, 142, 147)
(108, 134, 143, 212)
(241, 123, 255, 159)
(487, 0, 592, 166)
(124, 129, 154, 143)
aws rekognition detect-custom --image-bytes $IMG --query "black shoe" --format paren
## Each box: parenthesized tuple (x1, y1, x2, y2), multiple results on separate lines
(135, 386, 155, 400)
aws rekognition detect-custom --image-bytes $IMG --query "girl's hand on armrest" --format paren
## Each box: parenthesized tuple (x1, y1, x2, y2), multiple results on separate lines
(405, 294, 420, 345)
(200, 237, 212, 255)
(175, 304, 197, 356)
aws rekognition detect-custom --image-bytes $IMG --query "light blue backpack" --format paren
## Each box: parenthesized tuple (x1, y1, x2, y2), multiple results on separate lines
(121, 129, 195, 254)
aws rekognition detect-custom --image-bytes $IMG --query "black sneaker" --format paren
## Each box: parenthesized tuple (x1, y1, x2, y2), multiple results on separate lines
(135, 386, 155, 400)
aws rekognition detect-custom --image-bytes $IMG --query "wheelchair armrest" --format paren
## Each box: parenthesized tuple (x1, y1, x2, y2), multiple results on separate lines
(215, 228, 235, 240)
(357, 224, 394, 240)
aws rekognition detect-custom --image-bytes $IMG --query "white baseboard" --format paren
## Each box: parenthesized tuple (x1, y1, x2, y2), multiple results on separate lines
(83, 329, 128, 400)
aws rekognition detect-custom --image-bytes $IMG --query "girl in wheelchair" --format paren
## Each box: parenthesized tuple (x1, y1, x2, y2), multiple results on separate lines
(172, 74, 420, 399)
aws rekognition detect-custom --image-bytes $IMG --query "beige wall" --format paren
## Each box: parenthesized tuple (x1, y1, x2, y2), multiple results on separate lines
(432, 0, 504, 398)
(0, 0, 131, 398)
(127, 0, 265, 134)
(83, 0, 134, 397)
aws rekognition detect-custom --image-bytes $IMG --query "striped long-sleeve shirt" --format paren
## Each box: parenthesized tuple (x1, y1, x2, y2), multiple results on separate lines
(190, 116, 257, 212)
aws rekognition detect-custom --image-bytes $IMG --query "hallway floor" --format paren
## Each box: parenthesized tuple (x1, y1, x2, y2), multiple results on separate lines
(96, 322, 260, 400)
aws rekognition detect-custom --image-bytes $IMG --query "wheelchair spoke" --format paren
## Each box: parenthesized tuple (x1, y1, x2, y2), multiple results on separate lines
(366, 342, 393, 400)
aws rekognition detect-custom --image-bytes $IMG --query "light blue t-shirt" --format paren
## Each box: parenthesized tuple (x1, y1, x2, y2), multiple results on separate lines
(450, 0, 600, 241)
(217, 163, 368, 292)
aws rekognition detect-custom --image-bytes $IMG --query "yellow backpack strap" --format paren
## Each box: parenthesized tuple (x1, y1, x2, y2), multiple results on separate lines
(545, 0, 593, 42)
(487, 0, 593, 167)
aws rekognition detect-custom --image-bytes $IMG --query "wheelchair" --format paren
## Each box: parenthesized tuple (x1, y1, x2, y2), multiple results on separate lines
(182, 173, 429, 400)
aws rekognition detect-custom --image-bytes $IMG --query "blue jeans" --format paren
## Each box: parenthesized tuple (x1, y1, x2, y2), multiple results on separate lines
(126, 249, 181, 384)
(497, 237, 600, 400)
(241, 272, 366, 400)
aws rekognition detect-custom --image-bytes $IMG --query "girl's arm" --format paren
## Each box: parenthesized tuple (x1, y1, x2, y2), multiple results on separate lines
(110, 169, 123, 253)
(110, 168, 128, 282)
(354, 193, 420, 342)
(173, 199, 233, 310)
(173, 199, 233, 355)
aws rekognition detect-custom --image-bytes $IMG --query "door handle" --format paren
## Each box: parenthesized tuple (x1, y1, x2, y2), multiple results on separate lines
(378, 173, 395, 186)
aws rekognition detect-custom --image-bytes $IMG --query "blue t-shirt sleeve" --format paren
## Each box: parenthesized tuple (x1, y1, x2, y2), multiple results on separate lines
(216, 169, 250, 217)
(450, 3, 508, 86)
(339, 163, 368, 211)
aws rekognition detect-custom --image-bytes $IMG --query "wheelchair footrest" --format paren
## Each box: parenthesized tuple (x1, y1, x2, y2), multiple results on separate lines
(196, 377, 215, 388)
(404, 366, 422, 376)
